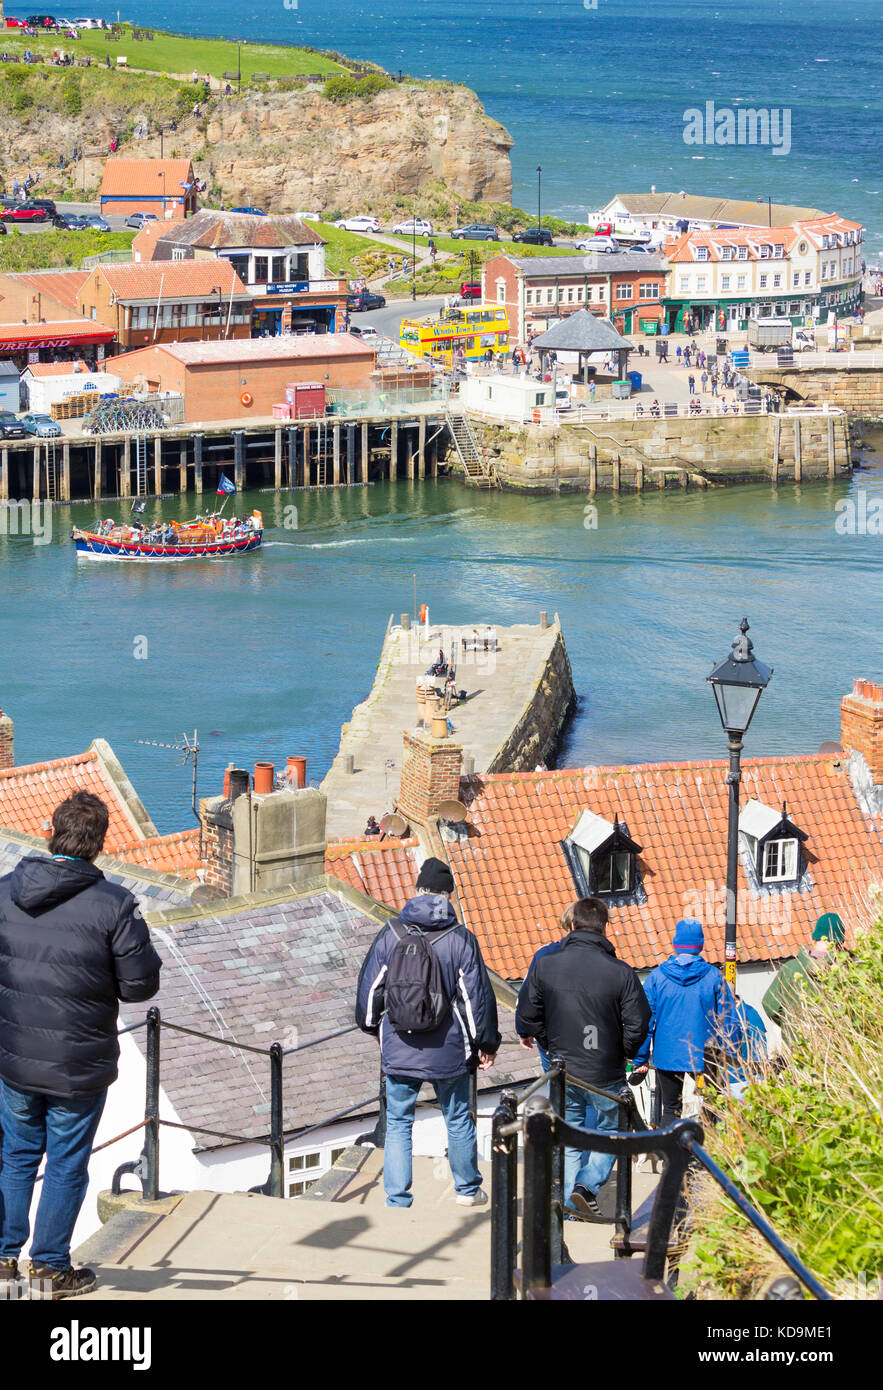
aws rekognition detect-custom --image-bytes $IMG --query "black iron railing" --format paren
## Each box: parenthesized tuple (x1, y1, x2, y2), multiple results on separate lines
(490, 1064, 831, 1302)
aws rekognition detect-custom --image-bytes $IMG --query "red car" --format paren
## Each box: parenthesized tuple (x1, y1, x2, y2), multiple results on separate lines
(4, 17, 28, 25)
(0, 203, 48, 222)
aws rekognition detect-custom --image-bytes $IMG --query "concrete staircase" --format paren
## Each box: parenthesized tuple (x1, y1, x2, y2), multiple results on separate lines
(72, 1150, 658, 1301)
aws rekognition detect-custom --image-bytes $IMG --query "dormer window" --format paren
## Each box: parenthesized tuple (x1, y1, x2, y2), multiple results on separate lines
(563, 810, 643, 898)
(737, 246, 748, 260)
(695, 246, 709, 261)
(739, 799, 808, 886)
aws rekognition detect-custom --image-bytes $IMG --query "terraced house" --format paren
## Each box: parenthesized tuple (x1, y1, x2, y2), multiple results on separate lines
(663, 213, 864, 332)
(482, 252, 667, 341)
(74, 259, 253, 353)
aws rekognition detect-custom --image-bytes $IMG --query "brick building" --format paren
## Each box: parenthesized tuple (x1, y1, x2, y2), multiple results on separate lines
(0, 270, 116, 367)
(74, 259, 252, 353)
(98, 158, 199, 219)
(482, 252, 667, 342)
(108, 335, 377, 422)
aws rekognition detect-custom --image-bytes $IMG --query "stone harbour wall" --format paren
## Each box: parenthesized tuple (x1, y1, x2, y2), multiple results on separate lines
(461, 413, 851, 492)
(487, 625, 575, 772)
(746, 366, 883, 420)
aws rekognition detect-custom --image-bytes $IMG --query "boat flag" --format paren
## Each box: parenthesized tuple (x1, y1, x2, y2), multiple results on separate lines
(217, 474, 236, 495)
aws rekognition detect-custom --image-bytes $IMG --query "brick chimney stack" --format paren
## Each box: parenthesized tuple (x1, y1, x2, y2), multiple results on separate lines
(398, 730, 463, 823)
(0, 707, 14, 772)
(840, 679, 883, 813)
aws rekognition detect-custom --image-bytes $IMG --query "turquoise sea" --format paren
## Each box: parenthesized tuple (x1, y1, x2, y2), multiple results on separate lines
(72, 0, 883, 254)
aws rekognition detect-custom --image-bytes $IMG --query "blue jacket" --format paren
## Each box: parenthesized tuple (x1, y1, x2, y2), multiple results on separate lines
(633, 955, 742, 1073)
(355, 894, 500, 1082)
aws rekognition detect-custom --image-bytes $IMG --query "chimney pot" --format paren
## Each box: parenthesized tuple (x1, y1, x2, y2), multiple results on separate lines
(287, 755, 307, 788)
(254, 762, 275, 795)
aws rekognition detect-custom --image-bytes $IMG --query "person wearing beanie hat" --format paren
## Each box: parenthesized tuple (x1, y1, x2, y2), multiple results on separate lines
(355, 856, 500, 1210)
(762, 912, 847, 1045)
(631, 918, 741, 1125)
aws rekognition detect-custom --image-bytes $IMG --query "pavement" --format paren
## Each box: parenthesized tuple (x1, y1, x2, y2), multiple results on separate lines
(321, 617, 563, 841)
(72, 1149, 658, 1301)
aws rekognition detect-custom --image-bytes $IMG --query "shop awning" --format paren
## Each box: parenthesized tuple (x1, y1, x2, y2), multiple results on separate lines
(0, 322, 116, 351)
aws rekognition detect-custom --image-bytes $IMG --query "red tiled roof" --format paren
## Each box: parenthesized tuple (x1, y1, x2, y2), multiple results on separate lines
(0, 321, 115, 345)
(96, 259, 247, 302)
(325, 838, 420, 910)
(0, 750, 147, 853)
(99, 158, 194, 198)
(116, 828, 204, 879)
(449, 754, 883, 980)
(12, 271, 89, 310)
(24, 359, 92, 378)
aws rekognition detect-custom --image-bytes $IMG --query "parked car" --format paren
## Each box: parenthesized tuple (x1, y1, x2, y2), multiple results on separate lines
(27, 198, 57, 216)
(449, 223, 498, 240)
(54, 212, 87, 230)
(294, 210, 321, 222)
(334, 214, 381, 233)
(229, 206, 266, 216)
(575, 235, 619, 253)
(348, 290, 386, 312)
(21, 413, 62, 438)
(26, 15, 57, 26)
(459, 281, 482, 301)
(391, 218, 433, 237)
(0, 203, 48, 223)
(4, 16, 29, 25)
(512, 227, 554, 247)
(73, 16, 103, 26)
(555, 388, 572, 412)
(81, 214, 111, 231)
(0, 412, 26, 440)
(124, 212, 158, 229)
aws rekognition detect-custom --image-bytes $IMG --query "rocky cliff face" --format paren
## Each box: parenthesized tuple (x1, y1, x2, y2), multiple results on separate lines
(199, 84, 513, 211)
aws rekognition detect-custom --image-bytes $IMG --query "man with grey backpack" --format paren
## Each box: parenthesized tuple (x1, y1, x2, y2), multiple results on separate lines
(355, 858, 500, 1208)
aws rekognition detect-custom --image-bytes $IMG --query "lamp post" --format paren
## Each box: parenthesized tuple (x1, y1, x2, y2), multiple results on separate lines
(412, 217, 417, 302)
(536, 164, 542, 235)
(707, 619, 773, 989)
(757, 195, 772, 229)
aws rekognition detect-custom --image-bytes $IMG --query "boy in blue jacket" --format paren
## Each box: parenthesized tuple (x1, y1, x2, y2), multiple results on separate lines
(631, 918, 741, 1124)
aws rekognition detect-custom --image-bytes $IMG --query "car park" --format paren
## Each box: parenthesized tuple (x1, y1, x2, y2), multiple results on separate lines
(21, 413, 62, 438)
(0, 203, 49, 222)
(124, 212, 158, 229)
(512, 227, 554, 246)
(54, 212, 87, 230)
(334, 215, 381, 233)
(81, 214, 111, 231)
(449, 223, 498, 240)
(391, 218, 433, 237)
(0, 412, 26, 440)
(347, 290, 386, 312)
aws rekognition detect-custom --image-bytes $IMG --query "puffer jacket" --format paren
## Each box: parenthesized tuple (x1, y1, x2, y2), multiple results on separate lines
(0, 854, 162, 1098)
(633, 954, 742, 1073)
(355, 893, 500, 1081)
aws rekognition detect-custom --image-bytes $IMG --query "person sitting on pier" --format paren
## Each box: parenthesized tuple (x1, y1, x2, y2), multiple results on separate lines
(650, 399, 660, 418)
(364, 815, 381, 837)
(428, 648, 448, 677)
(690, 397, 702, 416)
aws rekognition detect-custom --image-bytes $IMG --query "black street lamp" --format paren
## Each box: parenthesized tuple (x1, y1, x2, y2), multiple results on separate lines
(412, 217, 417, 302)
(536, 164, 542, 235)
(707, 619, 772, 989)
(757, 195, 772, 229)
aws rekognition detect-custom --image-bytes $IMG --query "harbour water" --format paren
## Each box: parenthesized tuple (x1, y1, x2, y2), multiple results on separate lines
(3, 436, 882, 832)
(101, 0, 883, 256)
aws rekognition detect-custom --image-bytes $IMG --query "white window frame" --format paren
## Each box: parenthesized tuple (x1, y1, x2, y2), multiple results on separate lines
(737, 246, 749, 260)
(762, 837, 798, 882)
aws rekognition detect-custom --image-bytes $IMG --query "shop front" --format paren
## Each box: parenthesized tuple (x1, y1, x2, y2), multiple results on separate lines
(253, 280, 348, 337)
(0, 321, 117, 370)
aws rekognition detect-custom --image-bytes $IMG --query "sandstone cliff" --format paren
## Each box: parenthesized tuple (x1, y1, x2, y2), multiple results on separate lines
(198, 83, 513, 211)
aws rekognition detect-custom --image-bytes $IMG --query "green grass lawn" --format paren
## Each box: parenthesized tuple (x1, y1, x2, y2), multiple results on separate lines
(0, 27, 347, 80)
(317, 222, 390, 281)
(381, 231, 578, 259)
(0, 227, 135, 272)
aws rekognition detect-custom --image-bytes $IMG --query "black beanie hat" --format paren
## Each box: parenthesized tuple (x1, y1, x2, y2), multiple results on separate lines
(416, 856, 455, 894)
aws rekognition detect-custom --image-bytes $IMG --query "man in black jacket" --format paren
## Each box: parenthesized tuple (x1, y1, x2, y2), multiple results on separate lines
(0, 791, 161, 1298)
(516, 897, 649, 1222)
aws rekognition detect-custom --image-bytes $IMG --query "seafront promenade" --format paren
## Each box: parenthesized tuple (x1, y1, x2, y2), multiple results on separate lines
(321, 614, 574, 841)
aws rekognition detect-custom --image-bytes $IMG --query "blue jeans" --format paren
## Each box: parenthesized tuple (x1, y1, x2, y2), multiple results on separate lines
(564, 1085, 620, 1202)
(0, 1081, 107, 1270)
(383, 1073, 482, 1208)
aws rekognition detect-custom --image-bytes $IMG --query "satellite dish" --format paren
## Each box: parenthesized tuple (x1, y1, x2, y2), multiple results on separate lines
(437, 799, 468, 823)
(380, 812, 408, 838)
(818, 741, 843, 756)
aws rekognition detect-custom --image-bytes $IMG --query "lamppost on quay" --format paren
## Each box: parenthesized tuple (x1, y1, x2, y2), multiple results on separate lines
(536, 164, 542, 234)
(411, 214, 418, 302)
(757, 195, 772, 229)
(706, 619, 773, 990)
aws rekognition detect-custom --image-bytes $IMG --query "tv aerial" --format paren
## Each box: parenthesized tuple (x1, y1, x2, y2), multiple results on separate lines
(135, 729, 201, 821)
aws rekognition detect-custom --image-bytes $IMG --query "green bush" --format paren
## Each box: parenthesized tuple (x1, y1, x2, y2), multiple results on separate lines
(323, 72, 392, 104)
(62, 76, 82, 116)
(679, 924, 883, 1299)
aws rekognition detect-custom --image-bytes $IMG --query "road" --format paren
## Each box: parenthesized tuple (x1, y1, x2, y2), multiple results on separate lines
(352, 296, 447, 340)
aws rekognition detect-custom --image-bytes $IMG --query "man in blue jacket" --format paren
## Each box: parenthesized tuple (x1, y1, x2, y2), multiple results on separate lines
(355, 857, 500, 1209)
(0, 791, 162, 1299)
(631, 918, 741, 1124)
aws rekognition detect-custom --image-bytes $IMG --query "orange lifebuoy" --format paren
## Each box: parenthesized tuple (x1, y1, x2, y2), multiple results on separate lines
(240, 391, 253, 407)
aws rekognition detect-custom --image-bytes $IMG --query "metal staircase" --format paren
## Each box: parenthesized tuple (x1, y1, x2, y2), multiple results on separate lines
(43, 441, 58, 503)
(445, 409, 496, 487)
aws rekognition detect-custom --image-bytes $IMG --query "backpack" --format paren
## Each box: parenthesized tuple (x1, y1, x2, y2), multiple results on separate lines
(384, 918, 458, 1033)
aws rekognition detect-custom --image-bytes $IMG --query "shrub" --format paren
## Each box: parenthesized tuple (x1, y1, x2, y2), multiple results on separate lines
(323, 72, 392, 104)
(62, 76, 82, 116)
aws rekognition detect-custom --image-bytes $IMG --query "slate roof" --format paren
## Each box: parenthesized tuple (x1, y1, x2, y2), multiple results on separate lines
(130, 884, 538, 1148)
(156, 209, 325, 250)
(0, 743, 157, 851)
(99, 158, 194, 198)
(324, 837, 421, 909)
(96, 259, 248, 303)
(531, 310, 634, 353)
(507, 252, 666, 277)
(0, 832, 193, 913)
(604, 193, 827, 225)
(448, 753, 883, 980)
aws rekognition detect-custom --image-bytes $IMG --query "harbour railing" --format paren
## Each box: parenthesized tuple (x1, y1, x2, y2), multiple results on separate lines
(462, 401, 844, 428)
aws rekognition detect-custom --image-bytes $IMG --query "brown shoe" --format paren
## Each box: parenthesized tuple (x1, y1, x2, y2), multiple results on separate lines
(0, 1257, 18, 1282)
(29, 1263, 97, 1300)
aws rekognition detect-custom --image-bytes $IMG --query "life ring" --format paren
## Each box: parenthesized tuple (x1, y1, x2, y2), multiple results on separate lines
(240, 391, 254, 407)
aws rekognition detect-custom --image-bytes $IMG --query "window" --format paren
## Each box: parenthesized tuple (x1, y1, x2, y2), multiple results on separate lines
(759, 274, 768, 288)
(763, 838, 798, 882)
(526, 289, 533, 305)
(638, 283, 659, 300)
(577, 286, 584, 301)
(286, 1145, 348, 1198)
(737, 246, 749, 260)
(793, 272, 800, 288)
(272, 255, 288, 282)
(496, 281, 506, 304)
(563, 810, 642, 900)
(804, 270, 812, 285)
(721, 246, 735, 261)
(760, 244, 771, 259)
(679, 277, 690, 293)
(737, 275, 747, 290)
(222, 253, 249, 283)
(696, 246, 709, 261)
(567, 287, 574, 303)
(616, 283, 631, 300)
(773, 274, 781, 288)
(772, 244, 784, 259)
(739, 799, 807, 887)
(721, 275, 730, 291)
(172, 247, 185, 262)
(695, 275, 707, 291)
(585, 286, 592, 302)
(253, 256, 269, 284)
(593, 849, 633, 894)
(546, 288, 554, 304)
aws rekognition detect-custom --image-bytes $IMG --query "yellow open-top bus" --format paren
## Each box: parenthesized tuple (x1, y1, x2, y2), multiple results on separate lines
(400, 304, 510, 365)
